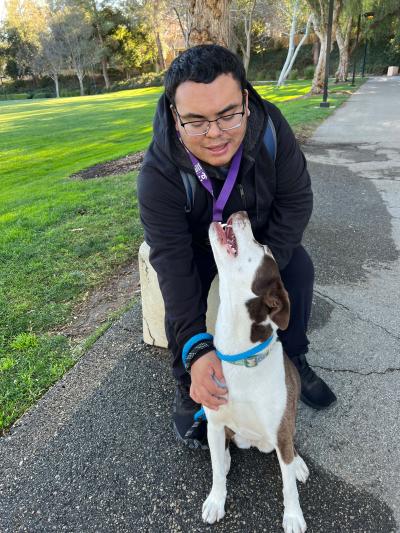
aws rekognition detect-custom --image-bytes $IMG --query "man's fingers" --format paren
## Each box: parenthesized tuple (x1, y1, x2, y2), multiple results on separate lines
(208, 374, 228, 396)
(209, 364, 226, 386)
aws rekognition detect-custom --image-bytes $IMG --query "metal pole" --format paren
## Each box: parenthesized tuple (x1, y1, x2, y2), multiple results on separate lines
(351, 14, 361, 86)
(361, 40, 368, 77)
(320, 0, 335, 108)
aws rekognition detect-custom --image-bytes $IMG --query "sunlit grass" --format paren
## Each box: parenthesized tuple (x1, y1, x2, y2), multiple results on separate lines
(0, 79, 364, 434)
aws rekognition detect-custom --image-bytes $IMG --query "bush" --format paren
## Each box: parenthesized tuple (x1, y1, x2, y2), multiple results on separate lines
(59, 89, 82, 98)
(303, 65, 315, 79)
(288, 69, 299, 80)
(109, 70, 165, 92)
(32, 89, 54, 99)
(0, 93, 30, 101)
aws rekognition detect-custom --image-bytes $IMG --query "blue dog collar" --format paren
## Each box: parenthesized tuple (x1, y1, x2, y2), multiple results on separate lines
(216, 334, 276, 367)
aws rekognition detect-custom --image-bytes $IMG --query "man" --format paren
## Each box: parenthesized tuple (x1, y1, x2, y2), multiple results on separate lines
(138, 44, 336, 450)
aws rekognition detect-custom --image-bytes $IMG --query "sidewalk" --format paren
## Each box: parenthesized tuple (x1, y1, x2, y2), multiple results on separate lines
(1, 77, 399, 532)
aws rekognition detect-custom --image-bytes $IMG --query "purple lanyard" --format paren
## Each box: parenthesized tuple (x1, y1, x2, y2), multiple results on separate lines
(180, 137, 243, 222)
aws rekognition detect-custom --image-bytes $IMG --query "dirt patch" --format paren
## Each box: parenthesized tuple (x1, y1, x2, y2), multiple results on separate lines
(70, 151, 145, 180)
(57, 260, 141, 344)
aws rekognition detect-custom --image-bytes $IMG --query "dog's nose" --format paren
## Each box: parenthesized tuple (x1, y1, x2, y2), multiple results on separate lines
(232, 211, 249, 223)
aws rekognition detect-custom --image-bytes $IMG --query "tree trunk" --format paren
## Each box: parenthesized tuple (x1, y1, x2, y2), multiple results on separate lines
(279, 15, 312, 86)
(155, 32, 166, 71)
(54, 74, 60, 98)
(312, 41, 319, 65)
(308, 0, 342, 94)
(101, 57, 110, 89)
(312, 31, 327, 93)
(335, 17, 352, 82)
(77, 73, 85, 96)
(189, 0, 231, 47)
(277, 0, 299, 86)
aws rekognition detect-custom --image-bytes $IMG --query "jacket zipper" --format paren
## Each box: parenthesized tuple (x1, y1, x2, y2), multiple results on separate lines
(238, 184, 247, 209)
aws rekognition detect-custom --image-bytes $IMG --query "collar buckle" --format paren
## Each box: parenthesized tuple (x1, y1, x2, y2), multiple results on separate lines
(244, 357, 258, 367)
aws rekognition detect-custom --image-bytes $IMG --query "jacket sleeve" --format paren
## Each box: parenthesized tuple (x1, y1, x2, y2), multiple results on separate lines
(263, 105, 313, 270)
(137, 162, 207, 354)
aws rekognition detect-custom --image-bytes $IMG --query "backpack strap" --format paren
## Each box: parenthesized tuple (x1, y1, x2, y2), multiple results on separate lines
(180, 170, 197, 213)
(264, 115, 277, 163)
(180, 114, 277, 211)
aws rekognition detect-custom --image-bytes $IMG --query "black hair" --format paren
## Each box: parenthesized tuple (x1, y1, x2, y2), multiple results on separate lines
(164, 44, 247, 105)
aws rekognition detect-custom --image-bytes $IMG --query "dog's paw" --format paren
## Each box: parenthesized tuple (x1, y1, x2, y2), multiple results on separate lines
(294, 456, 309, 484)
(282, 511, 307, 533)
(202, 492, 226, 524)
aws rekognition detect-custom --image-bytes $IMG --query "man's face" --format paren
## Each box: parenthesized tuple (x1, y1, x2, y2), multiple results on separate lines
(172, 73, 249, 167)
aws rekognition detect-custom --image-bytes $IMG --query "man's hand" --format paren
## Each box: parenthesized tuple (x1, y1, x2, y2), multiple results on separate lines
(190, 350, 228, 410)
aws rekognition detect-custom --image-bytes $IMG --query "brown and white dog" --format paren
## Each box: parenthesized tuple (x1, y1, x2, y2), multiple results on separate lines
(204, 211, 309, 533)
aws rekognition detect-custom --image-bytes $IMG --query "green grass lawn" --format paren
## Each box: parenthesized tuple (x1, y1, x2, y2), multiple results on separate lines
(0, 79, 364, 433)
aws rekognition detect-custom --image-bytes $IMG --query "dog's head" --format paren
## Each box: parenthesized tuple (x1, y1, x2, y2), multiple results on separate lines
(209, 211, 290, 334)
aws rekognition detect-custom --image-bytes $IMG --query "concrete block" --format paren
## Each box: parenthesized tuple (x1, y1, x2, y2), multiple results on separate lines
(138, 242, 219, 348)
(387, 66, 399, 76)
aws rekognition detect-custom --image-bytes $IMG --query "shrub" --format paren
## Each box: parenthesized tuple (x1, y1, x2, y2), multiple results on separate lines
(59, 89, 82, 98)
(0, 93, 29, 101)
(108, 70, 165, 92)
(32, 89, 53, 99)
(288, 69, 299, 80)
(303, 65, 315, 79)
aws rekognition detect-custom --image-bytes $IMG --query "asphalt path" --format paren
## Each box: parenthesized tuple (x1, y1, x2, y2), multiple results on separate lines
(1, 77, 399, 532)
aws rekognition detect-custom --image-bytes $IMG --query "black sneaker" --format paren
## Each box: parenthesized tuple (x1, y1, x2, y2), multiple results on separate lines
(291, 354, 337, 410)
(172, 383, 208, 450)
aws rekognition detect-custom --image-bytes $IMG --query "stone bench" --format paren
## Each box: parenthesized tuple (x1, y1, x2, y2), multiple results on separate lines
(138, 242, 219, 347)
(387, 66, 399, 76)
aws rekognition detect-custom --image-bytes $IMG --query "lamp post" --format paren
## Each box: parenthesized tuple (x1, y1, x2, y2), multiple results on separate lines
(361, 12, 374, 78)
(320, 0, 334, 108)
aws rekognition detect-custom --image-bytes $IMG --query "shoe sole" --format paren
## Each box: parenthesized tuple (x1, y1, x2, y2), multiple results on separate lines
(173, 422, 209, 450)
(300, 394, 337, 411)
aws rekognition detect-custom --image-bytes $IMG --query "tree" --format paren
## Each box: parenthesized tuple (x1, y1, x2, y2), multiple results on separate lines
(4, 0, 48, 79)
(335, 16, 352, 82)
(333, 0, 361, 82)
(277, 0, 312, 86)
(170, 0, 193, 49)
(230, 0, 258, 74)
(57, 8, 96, 95)
(112, 22, 157, 76)
(34, 17, 66, 97)
(189, 0, 232, 47)
(306, 0, 343, 94)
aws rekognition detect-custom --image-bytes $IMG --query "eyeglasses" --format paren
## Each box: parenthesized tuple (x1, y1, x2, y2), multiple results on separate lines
(174, 100, 246, 136)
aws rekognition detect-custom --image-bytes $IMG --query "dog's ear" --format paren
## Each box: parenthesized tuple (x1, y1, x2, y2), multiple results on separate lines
(263, 278, 290, 331)
(246, 296, 268, 323)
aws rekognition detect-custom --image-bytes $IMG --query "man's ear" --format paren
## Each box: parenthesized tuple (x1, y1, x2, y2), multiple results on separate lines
(264, 279, 290, 331)
(170, 104, 180, 131)
(243, 89, 250, 116)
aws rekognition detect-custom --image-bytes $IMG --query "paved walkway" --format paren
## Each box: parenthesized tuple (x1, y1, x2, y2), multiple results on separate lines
(1, 77, 399, 532)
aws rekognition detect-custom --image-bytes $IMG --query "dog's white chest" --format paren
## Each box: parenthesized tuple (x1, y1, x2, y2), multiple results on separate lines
(207, 347, 287, 448)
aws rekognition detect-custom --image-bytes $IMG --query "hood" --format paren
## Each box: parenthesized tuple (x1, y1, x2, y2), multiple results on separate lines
(152, 81, 269, 178)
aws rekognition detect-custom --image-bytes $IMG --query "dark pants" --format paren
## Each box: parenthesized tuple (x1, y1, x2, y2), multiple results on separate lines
(166, 245, 314, 386)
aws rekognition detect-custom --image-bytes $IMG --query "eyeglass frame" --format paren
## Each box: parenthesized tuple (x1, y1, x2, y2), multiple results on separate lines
(172, 96, 247, 136)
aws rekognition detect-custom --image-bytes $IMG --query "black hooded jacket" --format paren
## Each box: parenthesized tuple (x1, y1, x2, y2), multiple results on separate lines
(137, 82, 313, 355)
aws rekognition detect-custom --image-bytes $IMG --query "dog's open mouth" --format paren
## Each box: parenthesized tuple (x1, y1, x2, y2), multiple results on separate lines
(215, 215, 238, 257)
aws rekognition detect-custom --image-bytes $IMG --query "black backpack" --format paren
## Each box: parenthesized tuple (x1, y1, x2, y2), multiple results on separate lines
(180, 116, 277, 213)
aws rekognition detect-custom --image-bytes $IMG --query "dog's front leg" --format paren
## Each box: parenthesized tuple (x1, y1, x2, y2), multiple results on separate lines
(276, 449, 307, 533)
(202, 423, 227, 524)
